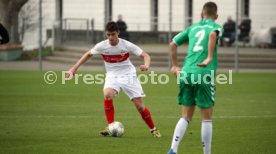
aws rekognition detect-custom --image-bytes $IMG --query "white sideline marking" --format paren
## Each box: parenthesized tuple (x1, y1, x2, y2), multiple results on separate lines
(0, 115, 276, 119)
(213, 115, 276, 119)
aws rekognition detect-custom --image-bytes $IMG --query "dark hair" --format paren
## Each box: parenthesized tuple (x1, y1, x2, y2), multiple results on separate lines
(105, 21, 119, 32)
(203, 1, 217, 18)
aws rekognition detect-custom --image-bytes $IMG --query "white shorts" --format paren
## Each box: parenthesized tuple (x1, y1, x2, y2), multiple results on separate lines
(104, 74, 145, 100)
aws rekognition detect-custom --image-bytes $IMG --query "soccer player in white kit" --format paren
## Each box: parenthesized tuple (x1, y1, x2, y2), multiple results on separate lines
(66, 21, 161, 137)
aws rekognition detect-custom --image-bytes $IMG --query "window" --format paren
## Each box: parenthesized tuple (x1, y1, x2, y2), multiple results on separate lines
(241, 0, 250, 17)
(151, 0, 158, 31)
(185, 0, 193, 27)
(244, 0, 249, 17)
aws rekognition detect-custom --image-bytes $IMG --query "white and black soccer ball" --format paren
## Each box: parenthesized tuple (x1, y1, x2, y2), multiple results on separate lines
(108, 121, 124, 137)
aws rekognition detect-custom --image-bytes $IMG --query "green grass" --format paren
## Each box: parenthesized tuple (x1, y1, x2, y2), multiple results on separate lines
(0, 71, 276, 153)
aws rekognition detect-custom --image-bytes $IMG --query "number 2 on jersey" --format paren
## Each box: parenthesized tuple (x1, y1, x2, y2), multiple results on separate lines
(193, 30, 205, 52)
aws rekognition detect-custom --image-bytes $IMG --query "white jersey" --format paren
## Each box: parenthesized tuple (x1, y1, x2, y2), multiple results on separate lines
(90, 38, 143, 76)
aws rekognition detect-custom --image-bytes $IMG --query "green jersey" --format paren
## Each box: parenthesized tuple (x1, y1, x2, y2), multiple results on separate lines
(173, 18, 223, 74)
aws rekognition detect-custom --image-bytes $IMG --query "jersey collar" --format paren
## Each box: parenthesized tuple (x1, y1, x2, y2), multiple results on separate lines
(202, 18, 214, 24)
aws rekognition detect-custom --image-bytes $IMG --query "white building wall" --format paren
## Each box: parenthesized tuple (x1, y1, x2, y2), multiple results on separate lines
(250, 0, 276, 30)
(19, 0, 276, 49)
(158, 0, 185, 31)
(63, 0, 104, 30)
(113, 0, 151, 31)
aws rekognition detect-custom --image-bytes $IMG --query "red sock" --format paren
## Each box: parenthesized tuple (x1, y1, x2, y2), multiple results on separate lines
(139, 107, 155, 129)
(104, 99, 114, 124)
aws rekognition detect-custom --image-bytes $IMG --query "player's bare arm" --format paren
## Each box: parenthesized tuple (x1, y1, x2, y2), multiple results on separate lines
(197, 31, 217, 67)
(139, 51, 151, 71)
(66, 51, 93, 78)
(169, 42, 181, 76)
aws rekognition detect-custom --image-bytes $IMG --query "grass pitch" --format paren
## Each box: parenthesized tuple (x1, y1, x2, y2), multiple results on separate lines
(0, 71, 276, 153)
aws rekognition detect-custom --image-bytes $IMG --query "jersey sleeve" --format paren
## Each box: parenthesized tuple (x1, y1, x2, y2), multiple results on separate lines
(90, 42, 103, 55)
(172, 27, 190, 46)
(126, 41, 143, 56)
(212, 26, 224, 41)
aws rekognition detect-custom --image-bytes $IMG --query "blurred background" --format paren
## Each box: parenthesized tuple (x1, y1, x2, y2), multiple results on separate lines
(1, 1, 276, 153)
(0, 0, 276, 71)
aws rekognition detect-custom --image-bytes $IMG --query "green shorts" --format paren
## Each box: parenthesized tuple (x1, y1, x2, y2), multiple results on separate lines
(178, 73, 215, 108)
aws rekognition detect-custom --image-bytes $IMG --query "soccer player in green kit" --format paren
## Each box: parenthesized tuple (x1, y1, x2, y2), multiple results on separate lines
(168, 2, 223, 154)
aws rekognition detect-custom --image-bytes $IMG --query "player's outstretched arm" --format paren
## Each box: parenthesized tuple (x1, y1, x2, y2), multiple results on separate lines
(139, 51, 151, 71)
(197, 31, 217, 67)
(169, 42, 181, 75)
(66, 51, 93, 78)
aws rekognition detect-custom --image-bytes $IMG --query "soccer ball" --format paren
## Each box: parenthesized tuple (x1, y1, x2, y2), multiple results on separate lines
(108, 121, 124, 137)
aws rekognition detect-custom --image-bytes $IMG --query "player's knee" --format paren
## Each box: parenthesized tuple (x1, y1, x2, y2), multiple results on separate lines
(104, 94, 113, 100)
(104, 92, 114, 100)
(103, 89, 116, 100)
(136, 105, 145, 112)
